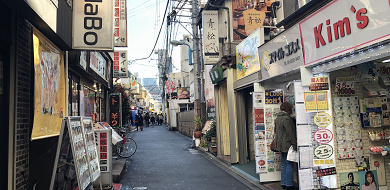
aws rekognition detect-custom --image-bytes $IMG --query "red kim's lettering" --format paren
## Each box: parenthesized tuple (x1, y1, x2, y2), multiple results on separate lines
(313, 4, 370, 49)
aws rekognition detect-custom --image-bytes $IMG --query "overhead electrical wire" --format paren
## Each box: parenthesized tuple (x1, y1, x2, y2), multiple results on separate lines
(129, 0, 170, 63)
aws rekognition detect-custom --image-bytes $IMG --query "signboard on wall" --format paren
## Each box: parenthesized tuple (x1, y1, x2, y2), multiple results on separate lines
(299, 0, 390, 66)
(73, 0, 114, 50)
(90, 52, 107, 80)
(232, 0, 275, 41)
(236, 28, 262, 79)
(109, 93, 121, 128)
(109, 51, 128, 78)
(114, 0, 127, 47)
(202, 10, 219, 64)
(259, 25, 303, 80)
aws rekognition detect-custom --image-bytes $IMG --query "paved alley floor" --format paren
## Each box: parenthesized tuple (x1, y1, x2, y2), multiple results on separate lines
(119, 125, 259, 190)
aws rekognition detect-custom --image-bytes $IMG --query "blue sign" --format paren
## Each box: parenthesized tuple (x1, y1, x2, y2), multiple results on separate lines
(265, 90, 283, 104)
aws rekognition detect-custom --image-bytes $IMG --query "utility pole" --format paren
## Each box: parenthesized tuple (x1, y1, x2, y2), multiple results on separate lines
(191, 0, 201, 117)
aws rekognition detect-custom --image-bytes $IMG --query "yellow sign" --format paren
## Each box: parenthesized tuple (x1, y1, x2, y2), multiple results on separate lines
(316, 91, 329, 111)
(31, 29, 66, 140)
(304, 90, 329, 112)
(314, 112, 332, 127)
(304, 91, 317, 112)
(243, 9, 266, 37)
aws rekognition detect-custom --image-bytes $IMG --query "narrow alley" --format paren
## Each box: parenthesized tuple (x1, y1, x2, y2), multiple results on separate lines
(118, 125, 263, 190)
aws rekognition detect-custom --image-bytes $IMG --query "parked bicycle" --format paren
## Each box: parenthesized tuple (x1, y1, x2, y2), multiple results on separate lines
(115, 127, 137, 158)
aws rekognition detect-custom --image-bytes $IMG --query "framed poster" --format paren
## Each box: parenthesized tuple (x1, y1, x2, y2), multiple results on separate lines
(32, 28, 66, 140)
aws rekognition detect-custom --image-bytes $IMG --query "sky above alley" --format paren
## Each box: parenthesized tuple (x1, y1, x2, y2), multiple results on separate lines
(123, 0, 191, 79)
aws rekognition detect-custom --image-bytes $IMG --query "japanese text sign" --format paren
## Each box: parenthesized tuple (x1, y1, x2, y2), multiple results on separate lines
(114, 0, 127, 47)
(202, 10, 219, 64)
(316, 167, 337, 177)
(109, 93, 121, 128)
(310, 77, 329, 91)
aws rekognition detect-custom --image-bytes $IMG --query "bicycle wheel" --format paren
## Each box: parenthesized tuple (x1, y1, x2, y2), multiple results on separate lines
(117, 137, 137, 158)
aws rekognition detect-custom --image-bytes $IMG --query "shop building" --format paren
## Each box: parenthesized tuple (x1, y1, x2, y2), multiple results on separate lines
(67, 51, 113, 123)
(0, 0, 115, 189)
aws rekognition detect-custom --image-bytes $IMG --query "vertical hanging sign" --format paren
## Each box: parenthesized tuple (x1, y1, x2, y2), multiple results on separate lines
(109, 93, 121, 128)
(114, 0, 127, 47)
(110, 51, 128, 78)
(202, 10, 219, 64)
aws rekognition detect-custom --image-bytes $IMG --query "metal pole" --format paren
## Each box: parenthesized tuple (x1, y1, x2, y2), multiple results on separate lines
(191, 0, 201, 116)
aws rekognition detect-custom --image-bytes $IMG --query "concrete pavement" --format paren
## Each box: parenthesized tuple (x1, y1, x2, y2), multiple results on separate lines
(111, 124, 274, 190)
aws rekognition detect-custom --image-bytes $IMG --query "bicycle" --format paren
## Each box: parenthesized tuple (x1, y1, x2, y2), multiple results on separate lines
(115, 127, 137, 158)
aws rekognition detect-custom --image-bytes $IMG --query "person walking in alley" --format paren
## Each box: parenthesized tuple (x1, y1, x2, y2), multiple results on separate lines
(274, 102, 297, 190)
(150, 114, 156, 126)
(137, 113, 144, 131)
(135, 114, 139, 131)
(144, 112, 150, 127)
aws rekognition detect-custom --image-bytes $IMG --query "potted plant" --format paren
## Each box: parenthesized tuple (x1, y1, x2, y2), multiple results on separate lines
(204, 121, 217, 153)
(193, 115, 204, 138)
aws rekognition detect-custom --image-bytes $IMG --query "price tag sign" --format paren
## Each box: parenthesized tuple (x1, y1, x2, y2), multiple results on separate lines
(314, 112, 332, 127)
(265, 90, 283, 104)
(314, 144, 333, 159)
(335, 76, 355, 95)
(314, 129, 333, 144)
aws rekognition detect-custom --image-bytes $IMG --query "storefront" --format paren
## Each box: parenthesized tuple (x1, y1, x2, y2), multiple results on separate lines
(232, 27, 266, 179)
(68, 51, 113, 124)
(254, 24, 304, 183)
(212, 56, 237, 163)
(294, 0, 390, 189)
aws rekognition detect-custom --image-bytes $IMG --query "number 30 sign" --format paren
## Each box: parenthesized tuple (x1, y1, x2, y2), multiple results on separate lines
(314, 129, 333, 144)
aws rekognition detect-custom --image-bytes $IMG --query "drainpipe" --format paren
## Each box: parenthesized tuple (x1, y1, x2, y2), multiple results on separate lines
(206, 2, 232, 56)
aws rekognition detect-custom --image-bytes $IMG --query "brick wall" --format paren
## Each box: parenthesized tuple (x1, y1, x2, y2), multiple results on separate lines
(15, 17, 32, 190)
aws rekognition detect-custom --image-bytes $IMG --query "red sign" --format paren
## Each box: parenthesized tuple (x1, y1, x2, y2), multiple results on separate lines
(254, 109, 264, 123)
(100, 153, 107, 159)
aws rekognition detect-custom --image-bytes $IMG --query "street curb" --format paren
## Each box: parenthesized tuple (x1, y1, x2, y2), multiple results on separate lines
(197, 148, 269, 190)
(172, 130, 269, 189)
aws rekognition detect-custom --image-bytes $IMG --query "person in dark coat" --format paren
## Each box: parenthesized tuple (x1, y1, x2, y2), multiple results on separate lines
(144, 112, 150, 127)
(150, 115, 156, 126)
(274, 102, 297, 190)
(134, 114, 139, 131)
(137, 113, 144, 131)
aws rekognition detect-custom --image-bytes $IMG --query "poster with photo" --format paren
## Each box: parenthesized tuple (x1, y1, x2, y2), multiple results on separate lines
(253, 92, 263, 108)
(255, 140, 266, 156)
(256, 155, 267, 173)
(82, 117, 100, 182)
(357, 170, 379, 190)
(254, 130, 266, 140)
(339, 171, 379, 190)
(68, 117, 91, 190)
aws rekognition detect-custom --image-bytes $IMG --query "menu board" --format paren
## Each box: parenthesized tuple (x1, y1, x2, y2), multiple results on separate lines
(81, 117, 100, 182)
(68, 117, 91, 190)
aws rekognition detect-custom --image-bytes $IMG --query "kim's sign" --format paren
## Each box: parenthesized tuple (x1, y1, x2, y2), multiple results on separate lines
(73, 0, 114, 50)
